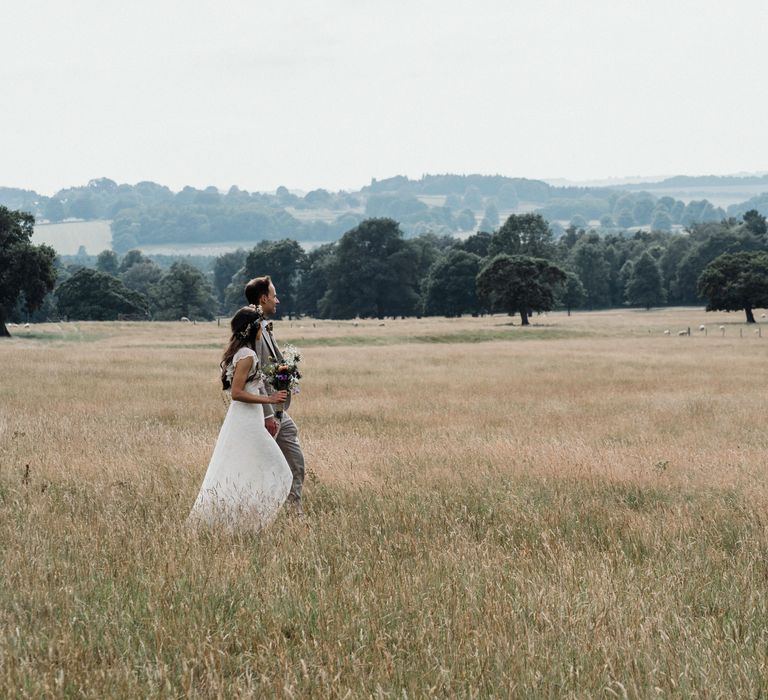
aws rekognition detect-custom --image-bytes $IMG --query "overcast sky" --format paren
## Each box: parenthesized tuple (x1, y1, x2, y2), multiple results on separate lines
(2, 0, 766, 195)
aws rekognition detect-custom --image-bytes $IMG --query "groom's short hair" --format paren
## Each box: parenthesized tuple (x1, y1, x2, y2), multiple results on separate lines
(245, 276, 271, 305)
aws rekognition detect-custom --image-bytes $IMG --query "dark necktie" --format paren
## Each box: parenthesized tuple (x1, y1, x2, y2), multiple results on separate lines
(264, 323, 278, 358)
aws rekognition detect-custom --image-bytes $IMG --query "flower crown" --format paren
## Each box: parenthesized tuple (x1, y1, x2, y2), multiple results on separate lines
(237, 304, 264, 339)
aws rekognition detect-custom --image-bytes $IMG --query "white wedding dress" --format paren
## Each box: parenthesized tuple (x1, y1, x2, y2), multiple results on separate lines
(189, 347, 292, 530)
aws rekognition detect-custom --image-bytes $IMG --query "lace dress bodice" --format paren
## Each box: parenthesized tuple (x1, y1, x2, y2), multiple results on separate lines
(226, 347, 264, 392)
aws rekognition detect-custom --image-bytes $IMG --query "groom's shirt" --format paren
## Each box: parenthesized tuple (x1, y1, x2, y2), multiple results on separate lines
(261, 320, 282, 361)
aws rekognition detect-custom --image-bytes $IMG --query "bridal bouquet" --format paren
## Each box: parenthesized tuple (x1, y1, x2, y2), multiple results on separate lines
(263, 344, 302, 419)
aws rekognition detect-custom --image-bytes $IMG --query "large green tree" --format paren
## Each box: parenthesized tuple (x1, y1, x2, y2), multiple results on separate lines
(743, 209, 767, 237)
(659, 235, 692, 302)
(422, 250, 481, 317)
(120, 260, 163, 299)
(118, 249, 152, 274)
(320, 218, 419, 318)
(56, 268, 148, 320)
(151, 262, 217, 321)
(296, 243, 337, 317)
(0, 207, 57, 336)
(568, 235, 611, 308)
(405, 233, 454, 304)
(697, 252, 768, 323)
(96, 249, 119, 275)
(489, 213, 554, 259)
(243, 239, 306, 319)
(212, 249, 247, 303)
(476, 254, 566, 325)
(461, 231, 492, 258)
(671, 222, 765, 303)
(558, 271, 586, 316)
(625, 251, 665, 309)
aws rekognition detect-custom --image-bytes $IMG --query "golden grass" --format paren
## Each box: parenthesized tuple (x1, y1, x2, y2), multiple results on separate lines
(2, 308, 768, 697)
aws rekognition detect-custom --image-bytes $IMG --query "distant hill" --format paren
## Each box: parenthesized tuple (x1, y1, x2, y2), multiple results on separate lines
(2, 173, 767, 255)
(621, 174, 768, 188)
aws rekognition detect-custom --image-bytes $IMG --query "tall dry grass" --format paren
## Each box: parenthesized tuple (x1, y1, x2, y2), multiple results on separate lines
(1, 308, 768, 697)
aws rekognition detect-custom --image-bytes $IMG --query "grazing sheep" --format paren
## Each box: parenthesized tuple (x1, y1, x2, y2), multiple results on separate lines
(24, 323, 30, 329)
(678, 330, 687, 336)
(663, 329, 670, 335)
(698, 324, 705, 331)
(719, 325, 725, 330)
(180, 317, 190, 322)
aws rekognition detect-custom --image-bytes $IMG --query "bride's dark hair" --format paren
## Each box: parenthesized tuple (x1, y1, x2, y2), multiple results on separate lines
(220, 306, 263, 390)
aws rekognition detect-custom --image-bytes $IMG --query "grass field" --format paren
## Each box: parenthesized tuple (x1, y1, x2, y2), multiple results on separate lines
(2, 308, 768, 697)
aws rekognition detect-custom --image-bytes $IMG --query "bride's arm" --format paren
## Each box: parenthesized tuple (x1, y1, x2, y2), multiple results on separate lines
(230, 355, 288, 405)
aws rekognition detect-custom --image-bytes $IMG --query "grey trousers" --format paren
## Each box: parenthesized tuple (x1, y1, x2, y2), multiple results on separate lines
(275, 413, 305, 503)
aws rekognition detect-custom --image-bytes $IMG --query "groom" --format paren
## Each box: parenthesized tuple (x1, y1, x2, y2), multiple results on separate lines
(245, 276, 306, 515)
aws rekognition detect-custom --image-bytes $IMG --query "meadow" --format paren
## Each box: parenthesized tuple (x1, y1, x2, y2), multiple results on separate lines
(1, 308, 768, 697)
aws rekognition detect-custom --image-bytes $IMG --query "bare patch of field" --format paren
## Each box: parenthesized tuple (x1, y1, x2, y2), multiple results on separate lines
(285, 207, 363, 222)
(33, 219, 112, 255)
(415, 194, 448, 207)
(1, 308, 768, 696)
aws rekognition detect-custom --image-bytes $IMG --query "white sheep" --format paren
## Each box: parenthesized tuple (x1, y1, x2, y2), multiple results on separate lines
(663, 329, 670, 335)
(678, 330, 687, 336)
(698, 324, 705, 331)
(719, 325, 725, 330)
(180, 317, 190, 322)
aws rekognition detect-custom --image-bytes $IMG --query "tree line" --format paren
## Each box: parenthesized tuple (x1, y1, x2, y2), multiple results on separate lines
(7, 174, 768, 258)
(224, 211, 767, 324)
(1, 213, 219, 332)
(3, 206, 768, 336)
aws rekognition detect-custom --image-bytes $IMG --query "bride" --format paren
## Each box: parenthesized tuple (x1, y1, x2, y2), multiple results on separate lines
(189, 305, 292, 529)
